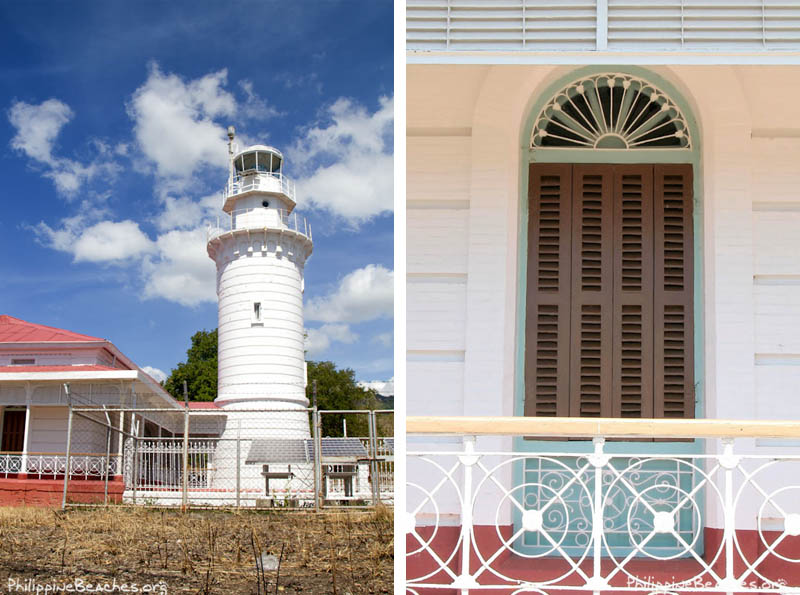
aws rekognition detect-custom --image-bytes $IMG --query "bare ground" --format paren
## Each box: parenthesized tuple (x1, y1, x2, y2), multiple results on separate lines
(0, 506, 393, 594)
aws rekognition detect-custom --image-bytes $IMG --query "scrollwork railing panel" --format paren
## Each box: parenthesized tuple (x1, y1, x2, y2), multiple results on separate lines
(407, 437, 800, 593)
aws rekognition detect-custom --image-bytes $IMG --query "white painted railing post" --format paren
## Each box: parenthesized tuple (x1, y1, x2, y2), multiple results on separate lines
(454, 435, 479, 593)
(589, 436, 609, 594)
(720, 437, 741, 593)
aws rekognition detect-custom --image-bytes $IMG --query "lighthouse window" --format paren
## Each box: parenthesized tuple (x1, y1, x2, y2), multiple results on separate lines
(242, 153, 257, 172)
(262, 200, 270, 208)
(252, 301, 262, 324)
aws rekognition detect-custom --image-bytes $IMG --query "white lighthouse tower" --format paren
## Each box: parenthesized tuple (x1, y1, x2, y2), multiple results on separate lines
(207, 127, 313, 441)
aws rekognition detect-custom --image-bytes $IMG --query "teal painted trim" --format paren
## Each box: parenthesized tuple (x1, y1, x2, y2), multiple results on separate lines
(530, 149, 693, 164)
(512, 65, 706, 557)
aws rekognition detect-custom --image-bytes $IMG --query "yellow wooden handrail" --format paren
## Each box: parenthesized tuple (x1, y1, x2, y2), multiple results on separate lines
(407, 416, 800, 439)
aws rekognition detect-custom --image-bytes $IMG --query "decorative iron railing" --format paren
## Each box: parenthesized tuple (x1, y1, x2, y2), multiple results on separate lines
(0, 452, 118, 479)
(406, 416, 800, 593)
(126, 438, 216, 490)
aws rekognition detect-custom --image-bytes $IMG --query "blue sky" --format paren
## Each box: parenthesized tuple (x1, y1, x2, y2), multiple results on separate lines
(0, 1, 393, 387)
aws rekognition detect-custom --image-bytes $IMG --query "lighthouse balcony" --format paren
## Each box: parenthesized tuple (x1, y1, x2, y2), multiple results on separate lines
(207, 207, 312, 243)
(222, 171, 296, 211)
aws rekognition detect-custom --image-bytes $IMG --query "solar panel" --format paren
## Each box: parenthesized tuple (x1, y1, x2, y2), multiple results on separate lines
(245, 437, 369, 464)
(317, 437, 368, 460)
(245, 439, 308, 464)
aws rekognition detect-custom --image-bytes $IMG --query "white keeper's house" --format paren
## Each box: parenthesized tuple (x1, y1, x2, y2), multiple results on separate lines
(0, 315, 182, 505)
(406, 2, 800, 593)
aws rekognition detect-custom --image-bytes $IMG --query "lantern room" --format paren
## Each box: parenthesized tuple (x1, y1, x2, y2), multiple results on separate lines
(233, 145, 283, 176)
(222, 143, 297, 214)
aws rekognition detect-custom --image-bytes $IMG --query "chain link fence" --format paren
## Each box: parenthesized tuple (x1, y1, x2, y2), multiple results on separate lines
(54, 386, 393, 510)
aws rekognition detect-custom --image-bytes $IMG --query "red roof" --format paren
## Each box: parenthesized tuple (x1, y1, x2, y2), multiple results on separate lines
(0, 316, 104, 344)
(0, 365, 119, 374)
(181, 401, 221, 409)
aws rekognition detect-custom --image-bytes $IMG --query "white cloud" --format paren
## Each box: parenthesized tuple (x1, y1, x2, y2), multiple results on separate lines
(291, 96, 393, 224)
(35, 217, 215, 306)
(141, 227, 217, 306)
(305, 323, 357, 357)
(8, 99, 119, 197)
(35, 218, 155, 263)
(155, 193, 219, 231)
(357, 378, 394, 396)
(141, 366, 167, 384)
(45, 158, 120, 196)
(9, 99, 73, 161)
(127, 64, 235, 178)
(372, 331, 393, 348)
(239, 80, 283, 120)
(306, 264, 393, 324)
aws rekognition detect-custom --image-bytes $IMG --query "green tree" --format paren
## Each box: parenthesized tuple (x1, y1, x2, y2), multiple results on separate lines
(164, 329, 218, 402)
(306, 360, 380, 437)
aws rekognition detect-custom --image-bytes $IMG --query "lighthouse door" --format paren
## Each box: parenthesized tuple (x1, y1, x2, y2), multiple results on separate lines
(522, 162, 696, 556)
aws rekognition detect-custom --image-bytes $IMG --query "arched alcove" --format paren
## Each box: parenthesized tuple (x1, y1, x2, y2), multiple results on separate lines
(513, 66, 705, 558)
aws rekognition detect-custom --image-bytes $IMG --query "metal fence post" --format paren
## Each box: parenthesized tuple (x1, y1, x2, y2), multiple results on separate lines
(368, 411, 380, 506)
(102, 405, 112, 506)
(61, 384, 73, 510)
(182, 381, 189, 511)
(314, 410, 323, 511)
(236, 419, 241, 509)
(131, 419, 139, 505)
(312, 380, 321, 512)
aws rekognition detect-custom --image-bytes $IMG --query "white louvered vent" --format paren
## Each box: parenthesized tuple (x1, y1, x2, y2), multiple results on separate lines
(607, 0, 800, 50)
(408, 0, 800, 52)
(406, 0, 598, 51)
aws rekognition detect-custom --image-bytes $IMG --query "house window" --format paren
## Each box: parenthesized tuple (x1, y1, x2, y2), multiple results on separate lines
(10, 358, 35, 366)
(525, 163, 694, 420)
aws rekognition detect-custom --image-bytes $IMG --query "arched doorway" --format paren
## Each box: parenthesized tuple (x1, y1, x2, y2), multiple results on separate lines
(515, 68, 703, 557)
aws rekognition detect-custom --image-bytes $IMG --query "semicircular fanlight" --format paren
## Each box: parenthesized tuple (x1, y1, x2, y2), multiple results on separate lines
(531, 73, 692, 150)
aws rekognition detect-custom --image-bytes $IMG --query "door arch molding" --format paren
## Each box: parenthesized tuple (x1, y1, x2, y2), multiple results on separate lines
(515, 65, 704, 426)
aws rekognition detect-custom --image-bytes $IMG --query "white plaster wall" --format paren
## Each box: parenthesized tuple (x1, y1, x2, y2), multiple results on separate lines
(408, 64, 800, 531)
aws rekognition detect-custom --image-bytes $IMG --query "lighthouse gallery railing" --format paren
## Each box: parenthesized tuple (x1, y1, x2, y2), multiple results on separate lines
(207, 207, 311, 243)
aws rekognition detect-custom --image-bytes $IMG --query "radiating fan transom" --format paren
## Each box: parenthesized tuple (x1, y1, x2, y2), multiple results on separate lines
(531, 74, 691, 151)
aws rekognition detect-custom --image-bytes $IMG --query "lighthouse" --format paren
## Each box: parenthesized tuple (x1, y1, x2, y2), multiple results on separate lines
(207, 127, 313, 440)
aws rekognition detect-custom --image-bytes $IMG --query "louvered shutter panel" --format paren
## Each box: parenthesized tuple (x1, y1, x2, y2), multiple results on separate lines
(525, 164, 572, 417)
(654, 164, 694, 419)
(406, 0, 598, 51)
(570, 166, 613, 417)
(612, 166, 654, 418)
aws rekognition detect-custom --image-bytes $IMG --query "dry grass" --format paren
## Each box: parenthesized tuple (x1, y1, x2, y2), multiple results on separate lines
(0, 505, 393, 594)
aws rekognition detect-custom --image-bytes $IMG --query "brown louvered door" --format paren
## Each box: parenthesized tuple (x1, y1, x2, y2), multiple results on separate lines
(612, 166, 654, 419)
(654, 165, 694, 419)
(525, 164, 572, 417)
(525, 163, 693, 422)
(570, 166, 613, 417)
